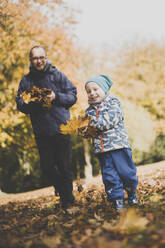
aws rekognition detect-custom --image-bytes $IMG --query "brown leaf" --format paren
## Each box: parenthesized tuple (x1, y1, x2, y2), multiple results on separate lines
(60, 116, 90, 135)
(66, 206, 80, 215)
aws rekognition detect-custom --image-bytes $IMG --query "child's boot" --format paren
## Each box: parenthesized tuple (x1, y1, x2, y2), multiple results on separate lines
(128, 192, 138, 206)
(112, 199, 125, 210)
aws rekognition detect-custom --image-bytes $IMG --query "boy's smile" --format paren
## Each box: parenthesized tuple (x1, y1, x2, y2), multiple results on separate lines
(85, 82, 106, 103)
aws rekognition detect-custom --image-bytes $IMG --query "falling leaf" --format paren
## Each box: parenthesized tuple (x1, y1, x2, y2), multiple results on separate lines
(112, 208, 149, 234)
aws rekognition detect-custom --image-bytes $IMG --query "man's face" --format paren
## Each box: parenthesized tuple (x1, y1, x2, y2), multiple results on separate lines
(30, 47, 47, 71)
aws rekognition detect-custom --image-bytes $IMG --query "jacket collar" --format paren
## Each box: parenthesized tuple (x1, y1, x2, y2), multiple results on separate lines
(29, 61, 51, 78)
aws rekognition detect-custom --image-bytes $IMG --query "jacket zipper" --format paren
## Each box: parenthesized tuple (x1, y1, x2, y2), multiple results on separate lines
(93, 103, 104, 152)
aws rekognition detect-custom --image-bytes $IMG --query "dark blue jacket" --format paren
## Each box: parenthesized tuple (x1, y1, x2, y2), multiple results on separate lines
(16, 63, 77, 137)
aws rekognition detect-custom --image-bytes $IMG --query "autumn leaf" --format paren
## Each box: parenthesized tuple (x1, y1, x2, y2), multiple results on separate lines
(21, 91, 32, 104)
(60, 116, 100, 138)
(66, 206, 80, 215)
(21, 86, 52, 109)
(103, 208, 149, 234)
(113, 208, 149, 234)
(60, 116, 91, 135)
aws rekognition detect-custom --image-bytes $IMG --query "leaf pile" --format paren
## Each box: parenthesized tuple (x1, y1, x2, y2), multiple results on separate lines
(21, 86, 52, 109)
(0, 165, 165, 248)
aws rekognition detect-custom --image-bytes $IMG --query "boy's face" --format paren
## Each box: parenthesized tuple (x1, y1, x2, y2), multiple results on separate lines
(85, 82, 106, 103)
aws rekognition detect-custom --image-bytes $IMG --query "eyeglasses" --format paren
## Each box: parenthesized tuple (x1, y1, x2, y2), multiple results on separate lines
(31, 56, 46, 61)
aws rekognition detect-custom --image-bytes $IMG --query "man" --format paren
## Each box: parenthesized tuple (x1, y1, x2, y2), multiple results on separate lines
(16, 46, 77, 208)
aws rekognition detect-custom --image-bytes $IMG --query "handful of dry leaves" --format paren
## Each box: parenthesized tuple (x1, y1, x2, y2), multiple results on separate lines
(60, 116, 100, 138)
(21, 86, 52, 109)
(78, 125, 100, 138)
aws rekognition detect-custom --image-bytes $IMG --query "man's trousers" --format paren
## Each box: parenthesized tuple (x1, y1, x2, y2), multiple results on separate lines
(35, 134, 74, 204)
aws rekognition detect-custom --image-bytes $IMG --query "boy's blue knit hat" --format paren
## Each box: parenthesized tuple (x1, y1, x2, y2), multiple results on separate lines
(85, 74, 113, 94)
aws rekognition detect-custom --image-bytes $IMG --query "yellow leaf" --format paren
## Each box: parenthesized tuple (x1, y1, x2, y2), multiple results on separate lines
(21, 92, 31, 103)
(105, 208, 149, 234)
(117, 208, 148, 233)
(60, 117, 90, 135)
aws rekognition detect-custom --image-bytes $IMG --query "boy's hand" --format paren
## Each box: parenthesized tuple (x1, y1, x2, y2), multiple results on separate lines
(78, 125, 100, 138)
(78, 126, 89, 138)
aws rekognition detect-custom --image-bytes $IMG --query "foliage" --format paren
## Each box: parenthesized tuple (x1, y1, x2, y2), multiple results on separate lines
(0, 163, 164, 247)
(0, 144, 20, 192)
(139, 134, 165, 165)
(89, 145, 100, 176)
(0, 142, 47, 193)
(151, 134, 165, 161)
(122, 100, 156, 153)
(71, 135, 86, 179)
(112, 41, 165, 135)
(71, 136, 100, 180)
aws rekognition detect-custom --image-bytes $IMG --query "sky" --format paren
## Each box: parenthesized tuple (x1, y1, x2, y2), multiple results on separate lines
(67, 0, 165, 48)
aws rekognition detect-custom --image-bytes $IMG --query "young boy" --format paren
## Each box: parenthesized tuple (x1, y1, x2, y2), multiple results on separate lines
(83, 74, 138, 210)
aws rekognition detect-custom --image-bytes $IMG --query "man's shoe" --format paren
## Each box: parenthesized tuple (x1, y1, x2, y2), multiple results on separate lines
(61, 199, 75, 209)
(112, 199, 125, 210)
(128, 192, 138, 206)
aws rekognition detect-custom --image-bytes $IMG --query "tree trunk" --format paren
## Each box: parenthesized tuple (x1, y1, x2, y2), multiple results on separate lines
(83, 139, 93, 180)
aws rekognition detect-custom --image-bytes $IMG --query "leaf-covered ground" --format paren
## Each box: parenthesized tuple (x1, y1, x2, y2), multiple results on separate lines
(0, 161, 165, 248)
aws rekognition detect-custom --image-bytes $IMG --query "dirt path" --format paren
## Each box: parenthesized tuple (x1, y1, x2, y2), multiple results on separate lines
(137, 160, 165, 176)
(0, 160, 164, 206)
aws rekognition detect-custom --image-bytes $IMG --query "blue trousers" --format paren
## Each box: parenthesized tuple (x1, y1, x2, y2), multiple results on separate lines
(97, 148, 138, 200)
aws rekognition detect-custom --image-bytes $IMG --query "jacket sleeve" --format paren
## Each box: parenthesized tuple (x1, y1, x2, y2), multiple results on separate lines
(52, 70, 77, 108)
(16, 77, 35, 114)
(90, 97, 124, 131)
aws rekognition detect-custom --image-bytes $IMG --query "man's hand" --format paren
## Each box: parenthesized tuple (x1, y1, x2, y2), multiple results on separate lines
(47, 91, 55, 102)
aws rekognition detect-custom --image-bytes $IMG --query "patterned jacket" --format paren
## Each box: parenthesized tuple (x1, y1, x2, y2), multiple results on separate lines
(85, 95, 130, 153)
